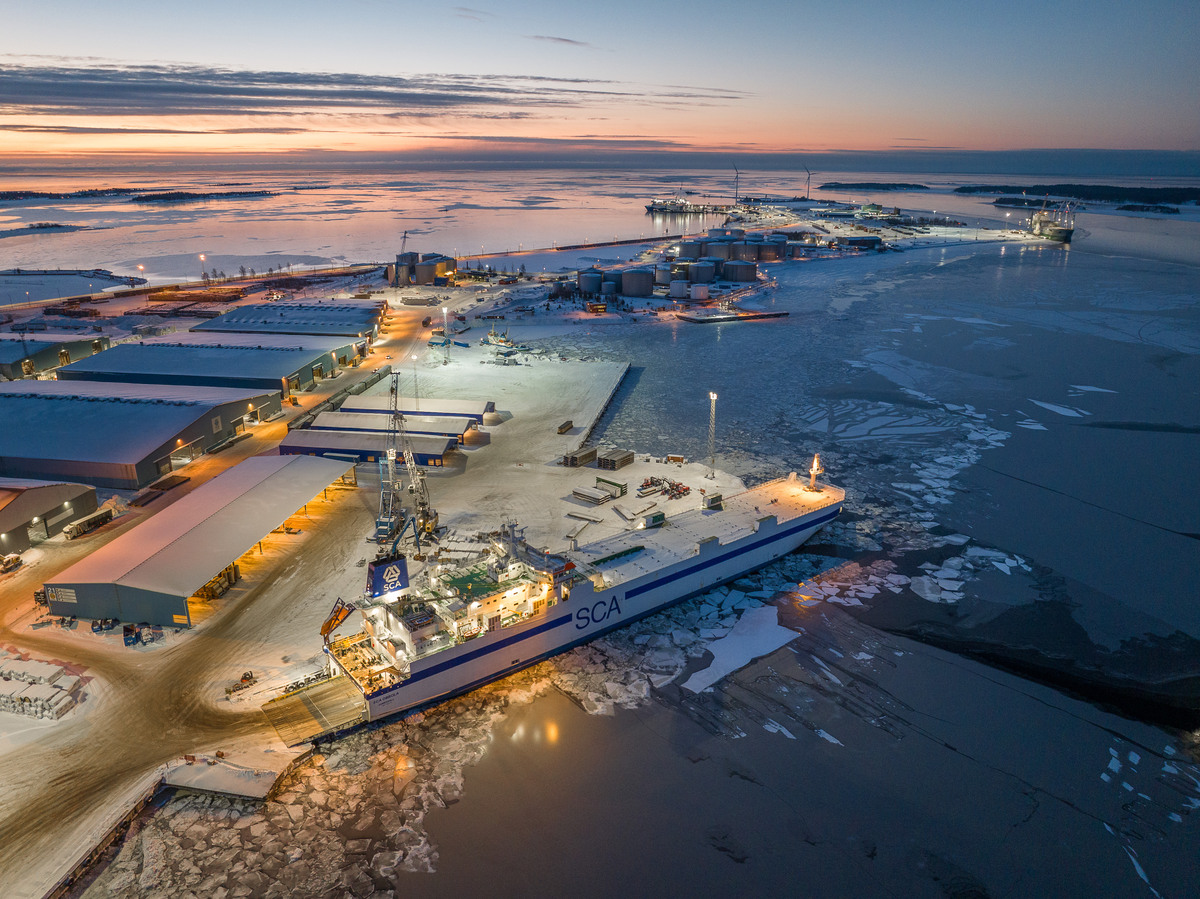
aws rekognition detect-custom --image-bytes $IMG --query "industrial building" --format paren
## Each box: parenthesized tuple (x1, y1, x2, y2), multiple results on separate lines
(338, 394, 493, 423)
(0, 333, 110, 379)
(56, 340, 341, 396)
(145, 331, 367, 368)
(43, 455, 355, 626)
(310, 411, 475, 443)
(191, 301, 383, 341)
(0, 381, 281, 488)
(0, 478, 98, 553)
(279, 429, 455, 467)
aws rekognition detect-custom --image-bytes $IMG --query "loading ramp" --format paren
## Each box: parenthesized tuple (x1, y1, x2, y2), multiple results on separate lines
(261, 676, 366, 746)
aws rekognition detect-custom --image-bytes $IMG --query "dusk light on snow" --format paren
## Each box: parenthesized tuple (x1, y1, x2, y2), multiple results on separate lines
(0, 2, 1197, 897)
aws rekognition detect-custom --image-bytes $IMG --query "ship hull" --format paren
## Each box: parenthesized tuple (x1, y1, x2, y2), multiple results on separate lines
(346, 501, 841, 721)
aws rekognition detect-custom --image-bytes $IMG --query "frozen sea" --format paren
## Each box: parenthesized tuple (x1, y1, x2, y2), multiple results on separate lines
(7, 167, 1198, 897)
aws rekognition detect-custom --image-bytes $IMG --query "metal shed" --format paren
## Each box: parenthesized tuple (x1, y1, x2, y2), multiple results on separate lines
(43, 455, 354, 626)
(0, 333, 111, 379)
(279, 430, 455, 466)
(0, 478, 98, 553)
(0, 381, 282, 489)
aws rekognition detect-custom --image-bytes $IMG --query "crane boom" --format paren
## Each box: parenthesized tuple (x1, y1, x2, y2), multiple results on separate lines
(375, 373, 437, 544)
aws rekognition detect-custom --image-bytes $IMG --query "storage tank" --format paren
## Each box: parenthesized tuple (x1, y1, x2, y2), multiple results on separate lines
(731, 242, 758, 261)
(670, 261, 692, 280)
(723, 260, 758, 282)
(707, 227, 731, 239)
(700, 257, 726, 278)
(688, 261, 715, 283)
(702, 241, 732, 259)
(621, 268, 654, 297)
(689, 284, 710, 301)
(602, 270, 621, 284)
(669, 280, 690, 299)
(654, 264, 672, 285)
(677, 241, 702, 259)
(599, 280, 617, 296)
(727, 228, 745, 239)
(758, 243, 782, 261)
(413, 260, 439, 285)
(578, 270, 603, 294)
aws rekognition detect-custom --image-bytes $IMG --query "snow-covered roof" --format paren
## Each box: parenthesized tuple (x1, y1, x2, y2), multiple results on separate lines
(311, 411, 474, 438)
(0, 477, 88, 516)
(57, 342, 333, 381)
(0, 333, 103, 363)
(280, 429, 455, 458)
(149, 332, 357, 351)
(192, 301, 381, 337)
(338, 394, 492, 420)
(0, 382, 276, 464)
(45, 456, 353, 601)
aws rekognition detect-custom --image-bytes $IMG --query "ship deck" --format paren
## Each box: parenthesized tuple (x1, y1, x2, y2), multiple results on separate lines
(566, 475, 843, 589)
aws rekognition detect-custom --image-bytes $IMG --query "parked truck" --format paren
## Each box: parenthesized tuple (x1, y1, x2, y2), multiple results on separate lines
(63, 508, 114, 539)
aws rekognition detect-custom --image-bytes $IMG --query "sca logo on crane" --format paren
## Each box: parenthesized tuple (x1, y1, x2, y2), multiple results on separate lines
(574, 597, 621, 630)
(381, 564, 404, 590)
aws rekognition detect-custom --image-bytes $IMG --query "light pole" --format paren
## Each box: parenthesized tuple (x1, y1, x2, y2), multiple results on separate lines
(199, 254, 206, 282)
(707, 391, 718, 479)
(442, 306, 449, 365)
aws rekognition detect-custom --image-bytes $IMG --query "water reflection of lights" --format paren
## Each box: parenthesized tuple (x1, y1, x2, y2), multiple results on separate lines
(510, 721, 560, 745)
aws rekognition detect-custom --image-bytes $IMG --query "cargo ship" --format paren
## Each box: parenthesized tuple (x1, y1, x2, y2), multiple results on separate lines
(645, 196, 730, 215)
(1031, 202, 1075, 243)
(327, 461, 843, 721)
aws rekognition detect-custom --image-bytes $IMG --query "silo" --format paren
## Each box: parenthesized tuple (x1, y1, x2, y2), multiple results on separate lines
(690, 284, 710, 301)
(677, 241, 702, 259)
(669, 280, 690, 299)
(654, 264, 672, 285)
(688, 261, 715, 283)
(724, 260, 758, 282)
(599, 280, 617, 296)
(621, 268, 654, 297)
(702, 241, 732, 259)
(578, 269, 603, 294)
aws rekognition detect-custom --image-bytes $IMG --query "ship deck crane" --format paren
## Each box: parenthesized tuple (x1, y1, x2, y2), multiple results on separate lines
(375, 372, 438, 549)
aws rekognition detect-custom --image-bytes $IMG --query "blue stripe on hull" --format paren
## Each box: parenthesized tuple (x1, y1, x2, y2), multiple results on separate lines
(365, 503, 840, 719)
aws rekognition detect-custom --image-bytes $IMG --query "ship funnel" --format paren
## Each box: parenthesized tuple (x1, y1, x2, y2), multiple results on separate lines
(808, 454, 824, 492)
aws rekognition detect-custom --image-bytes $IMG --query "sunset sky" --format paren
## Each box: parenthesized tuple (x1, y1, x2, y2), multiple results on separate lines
(2, 0, 1198, 170)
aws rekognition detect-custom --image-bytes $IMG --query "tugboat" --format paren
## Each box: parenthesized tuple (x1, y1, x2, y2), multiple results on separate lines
(479, 325, 530, 352)
(1031, 201, 1075, 243)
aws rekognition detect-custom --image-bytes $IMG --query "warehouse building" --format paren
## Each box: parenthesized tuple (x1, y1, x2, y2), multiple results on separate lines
(0, 333, 110, 379)
(338, 394, 493, 423)
(0, 381, 281, 488)
(56, 341, 340, 396)
(192, 301, 383, 341)
(310, 411, 475, 443)
(0, 478, 98, 553)
(144, 331, 367, 369)
(279, 429, 455, 466)
(43, 455, 355, 626)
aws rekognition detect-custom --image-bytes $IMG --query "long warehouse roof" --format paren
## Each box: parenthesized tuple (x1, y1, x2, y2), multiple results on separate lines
(280, 429, 455, 457)
(147, 332, 357, 351)
(192, 301, 381, 337)
(45, 455, 352, 599)
(0, 381, 276, 464)
(57, 342, 333, 380)
(311, 411, 474, 438)
(0, 333, 102, 363)
(338, 394, 492, 420)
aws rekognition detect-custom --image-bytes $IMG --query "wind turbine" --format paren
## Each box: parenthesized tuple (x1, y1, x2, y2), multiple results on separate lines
(804, 166, 816, 201)
(733, 165, 740, 204)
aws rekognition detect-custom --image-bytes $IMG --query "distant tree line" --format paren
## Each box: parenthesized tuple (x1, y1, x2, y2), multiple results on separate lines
(819, 182, 930, 191)
(956, 184, 1200, 204)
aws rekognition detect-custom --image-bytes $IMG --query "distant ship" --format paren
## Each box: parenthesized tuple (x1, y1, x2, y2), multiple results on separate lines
(1031, 202, 1075, 243)
(645, 195, 730, 215)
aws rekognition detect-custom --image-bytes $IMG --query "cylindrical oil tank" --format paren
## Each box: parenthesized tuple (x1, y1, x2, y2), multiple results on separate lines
(602, 270, 621, 284)
(786, 241, 806, 258)
(724, 260, 758, 282)
(707, 228, 729, 239)
(758, 243, 783, 261)
(621, 268, 654, 297)
(688, 261, 715, 283)
(669, 280, 690, 299)
(702, 241, 732, 259)
(700, 257, 726, 278)
(654, 264, 672, 285)
(731, 242, 758, 261)
(578, 270, 603, 293)
(677, 241, 702, 259)
(413, 260, 439, 284)
(727, 228, 745, 239)
(689, 284, 710, 301)
(599, 280, 617, 296)
(670, 261, 692, 280)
